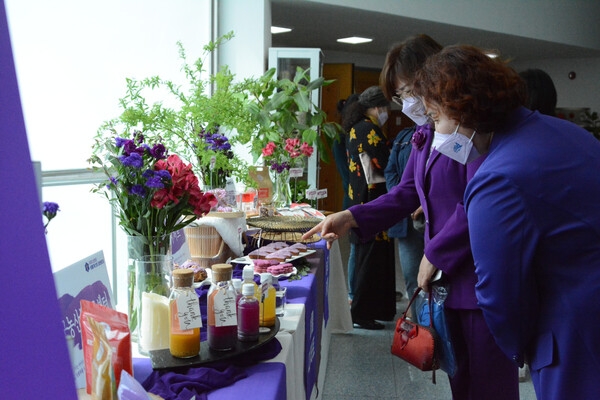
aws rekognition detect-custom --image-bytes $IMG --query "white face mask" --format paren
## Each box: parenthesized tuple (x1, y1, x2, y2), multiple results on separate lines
(401, 96, 430, 126)
(436, 125, 480, 164)
(377, 110, 389, 126)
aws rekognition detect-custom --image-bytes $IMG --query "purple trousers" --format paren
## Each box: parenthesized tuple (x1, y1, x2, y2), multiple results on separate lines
(445, 308, 519, 400)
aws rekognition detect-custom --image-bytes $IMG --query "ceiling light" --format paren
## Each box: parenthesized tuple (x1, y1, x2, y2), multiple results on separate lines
(337, 36, 373, 45)
(485, 51, 499, 58)
(271, 26, 292, 34)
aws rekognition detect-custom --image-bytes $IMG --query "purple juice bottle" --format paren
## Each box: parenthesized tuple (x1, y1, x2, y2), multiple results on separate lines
(238, 283, 259, 342)
(207, 264, 238, 351)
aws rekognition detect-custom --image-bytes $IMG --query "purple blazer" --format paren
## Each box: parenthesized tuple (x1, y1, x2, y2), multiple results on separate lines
(349, 124, 483, 309)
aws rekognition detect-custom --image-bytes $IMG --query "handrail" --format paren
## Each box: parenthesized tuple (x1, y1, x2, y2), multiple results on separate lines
(41, 168, 105, 187)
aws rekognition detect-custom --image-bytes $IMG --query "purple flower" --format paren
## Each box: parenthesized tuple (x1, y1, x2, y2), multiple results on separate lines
(107, 176, 118, 189)
(270, 161, 291, 173)
(43, 201, 60, 216)
(149, 143, 167, 159)
(145, 176, 165, 189)
(205, 133, 231, 152)
(119, 152, 143, 168)
(155, 170, 171, 180)
(411, 125, 431, 150)
(133, 130, 144, 144)
(115, 137, 128, 148)
(129, 184, 146, 197)
(42, 201, 60, 231)
(122, 140, 137, 155)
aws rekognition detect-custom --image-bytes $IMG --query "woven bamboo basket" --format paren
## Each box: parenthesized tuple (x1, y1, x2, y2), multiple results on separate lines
(184, 225, 234, 268)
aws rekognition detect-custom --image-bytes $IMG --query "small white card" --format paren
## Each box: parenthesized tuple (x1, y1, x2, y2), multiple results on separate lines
(305, 188, 317, 200)
(213, 289, 237, 327)
(316, 188, 328, 199)
(53, 250, 113, 389)
(175, 291, 202, 330)
(289, 167, 303, 178)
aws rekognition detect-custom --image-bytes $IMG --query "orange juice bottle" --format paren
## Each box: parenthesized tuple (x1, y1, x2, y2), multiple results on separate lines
(169, 269, 200, 358)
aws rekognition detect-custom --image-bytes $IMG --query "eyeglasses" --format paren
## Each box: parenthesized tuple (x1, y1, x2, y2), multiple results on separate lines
(392, 86, 413, 105)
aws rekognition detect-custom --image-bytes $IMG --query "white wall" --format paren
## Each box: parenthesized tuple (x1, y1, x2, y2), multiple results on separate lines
(512, 57, 600, 114)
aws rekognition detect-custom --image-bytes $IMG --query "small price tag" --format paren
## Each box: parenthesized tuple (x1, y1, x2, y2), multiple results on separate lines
(289, 168, 303, 178)
(176, 291, 202, 330)
(305, 188, 317, 200)
(316, 189, 328, 199)
(210, 156, 216, 171)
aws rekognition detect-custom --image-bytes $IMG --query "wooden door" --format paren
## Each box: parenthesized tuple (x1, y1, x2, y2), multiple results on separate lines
(319, 63, 354, 212)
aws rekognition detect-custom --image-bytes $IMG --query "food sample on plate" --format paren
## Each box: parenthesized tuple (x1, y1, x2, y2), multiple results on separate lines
(265, 249, 293, 263)
(253, 259, 279, 273)
(176, 259, 208, 282)
(267, 262, 294, 275)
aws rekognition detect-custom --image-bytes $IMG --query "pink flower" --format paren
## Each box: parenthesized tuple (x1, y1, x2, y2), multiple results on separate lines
(262, 142, 277, 157)
(300, 142, 314, 157)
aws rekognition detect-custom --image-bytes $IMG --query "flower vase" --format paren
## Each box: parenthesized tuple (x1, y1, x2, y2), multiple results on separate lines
(127, 235, 172, 355)
(271, 169, 292, 208)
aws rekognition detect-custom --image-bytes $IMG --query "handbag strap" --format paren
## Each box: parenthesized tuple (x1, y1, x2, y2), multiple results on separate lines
(402, 287, 435, 329)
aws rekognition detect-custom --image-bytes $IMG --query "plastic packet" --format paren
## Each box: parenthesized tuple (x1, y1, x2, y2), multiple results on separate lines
(88, 316, 115, 399)
(81, 300, 132, 396)
(117, 370, 152, 400)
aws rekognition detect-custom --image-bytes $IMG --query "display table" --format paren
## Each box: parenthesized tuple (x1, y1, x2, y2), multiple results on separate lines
(129, 239, 351, 400)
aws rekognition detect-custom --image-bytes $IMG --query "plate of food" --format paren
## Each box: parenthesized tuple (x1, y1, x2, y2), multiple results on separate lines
(251, 260, 298, 278)
(174, 259, 212, 288)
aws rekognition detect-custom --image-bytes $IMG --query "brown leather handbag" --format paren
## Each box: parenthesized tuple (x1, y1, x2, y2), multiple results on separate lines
(391, 287, 441, 383)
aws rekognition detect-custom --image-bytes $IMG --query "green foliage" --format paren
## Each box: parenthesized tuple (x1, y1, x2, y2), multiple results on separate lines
(91, 32, 342, 189)
(238, 66, 342, 165)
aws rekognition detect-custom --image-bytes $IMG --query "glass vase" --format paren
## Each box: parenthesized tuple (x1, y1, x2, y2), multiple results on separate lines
(127, 234, 172, 355)
(271, 169, 292, 208)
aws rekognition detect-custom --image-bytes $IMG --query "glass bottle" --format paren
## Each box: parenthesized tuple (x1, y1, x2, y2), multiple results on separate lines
(232, 278, 242, 314)
(259, 273, 276, 327)
(169, 268, 201, 358)
(207, 263, 238, 351)
(237, 283, 259, 342)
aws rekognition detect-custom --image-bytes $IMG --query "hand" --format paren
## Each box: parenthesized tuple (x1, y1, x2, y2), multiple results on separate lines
(411, 205, 424, 220)
(301, 210, 357, 249)
(417, 254, 438, 291)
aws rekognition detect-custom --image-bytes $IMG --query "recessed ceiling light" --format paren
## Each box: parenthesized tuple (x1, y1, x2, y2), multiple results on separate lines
(337, 36, 373, 45)
(485, 51, 499, 58)
(271, 26, 292, 34)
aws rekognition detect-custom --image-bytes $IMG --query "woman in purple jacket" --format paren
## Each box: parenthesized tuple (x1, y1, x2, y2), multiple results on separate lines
(303, 35, 519, 399)
(414, 44, 600, 400)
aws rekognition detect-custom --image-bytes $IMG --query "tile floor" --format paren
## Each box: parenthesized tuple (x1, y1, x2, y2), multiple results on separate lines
(320, 237, 537, 400)
(320, 302, 537, 399)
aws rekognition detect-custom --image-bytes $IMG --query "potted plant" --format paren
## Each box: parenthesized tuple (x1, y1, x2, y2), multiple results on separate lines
(237, 66, 342, 206)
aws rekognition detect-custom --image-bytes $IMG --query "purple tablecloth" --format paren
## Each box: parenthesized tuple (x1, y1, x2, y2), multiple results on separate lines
(135, 238, 330, 400)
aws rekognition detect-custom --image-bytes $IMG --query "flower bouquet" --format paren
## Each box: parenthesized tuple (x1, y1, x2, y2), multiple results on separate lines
(89, 130, 217, 350)
(261, 137, 315, 207)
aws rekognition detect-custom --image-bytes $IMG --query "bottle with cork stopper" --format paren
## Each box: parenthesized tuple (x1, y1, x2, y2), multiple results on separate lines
(207, 263, 238, 351)
(169, 268, 201, 358)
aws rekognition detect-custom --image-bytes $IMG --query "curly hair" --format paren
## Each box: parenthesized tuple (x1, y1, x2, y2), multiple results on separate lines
(380, 34, 442, 101)
(413, 45, 527, 133)
(340, 94, 364, 132)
